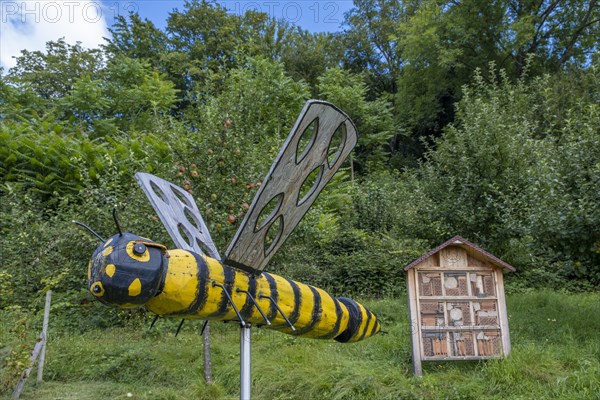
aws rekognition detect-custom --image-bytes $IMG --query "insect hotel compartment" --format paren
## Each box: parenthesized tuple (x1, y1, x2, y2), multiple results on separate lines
(474, 300, 499, 327)
(449, 332, 475, 357)
(475, 331, 502, 356)
(419, 301, 445, 327)
(470, 272, 496, 297)
(443, 272, 469, 296)
(422, 332, 447, 357)
(419, 272, 442, 296)
(445, 302, 472, 326)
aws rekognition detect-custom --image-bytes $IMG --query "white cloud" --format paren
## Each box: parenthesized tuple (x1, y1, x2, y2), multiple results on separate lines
(0, 1, 110, 71)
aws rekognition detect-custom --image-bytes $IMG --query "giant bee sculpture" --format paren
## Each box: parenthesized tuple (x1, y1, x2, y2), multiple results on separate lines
(82, 100, 381, 342)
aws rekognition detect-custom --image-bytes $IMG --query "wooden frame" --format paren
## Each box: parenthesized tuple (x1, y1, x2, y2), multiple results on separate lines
(405, 236, 514, 376)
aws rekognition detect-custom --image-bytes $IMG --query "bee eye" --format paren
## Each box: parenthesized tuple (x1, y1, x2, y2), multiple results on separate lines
(133, 243, 147, 256)
(90, 282, 104, 296)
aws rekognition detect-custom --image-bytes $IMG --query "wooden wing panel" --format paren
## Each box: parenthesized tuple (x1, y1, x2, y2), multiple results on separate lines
(223, 100, 358, 273)
(135, 172, 221, 260)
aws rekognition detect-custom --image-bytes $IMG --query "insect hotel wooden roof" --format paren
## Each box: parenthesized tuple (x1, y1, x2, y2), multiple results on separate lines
(403, 235, 516, 272)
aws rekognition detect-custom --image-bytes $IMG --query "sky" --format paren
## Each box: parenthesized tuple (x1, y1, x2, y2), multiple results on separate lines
(0, 0, 354, 71)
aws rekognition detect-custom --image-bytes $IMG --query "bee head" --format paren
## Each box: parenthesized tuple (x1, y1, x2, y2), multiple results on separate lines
(88, 232, 166, 308)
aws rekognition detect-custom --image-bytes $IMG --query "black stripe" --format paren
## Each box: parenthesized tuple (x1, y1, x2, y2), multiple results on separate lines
(239, 274, 257, 320)
(293, 286, 321, 336)
(155, 253, 169, 296)
(287, 279, 302, 326)
(262, 273, 279, 321)
(358, 308, 372, 342)
(185, 252, 209, 315)
(318, 295, 343, 339)
(369, 313, 380, 337)
(334, 297, 363, 343)
(211, 264, 236, 318)
(222, 258, 258, 274)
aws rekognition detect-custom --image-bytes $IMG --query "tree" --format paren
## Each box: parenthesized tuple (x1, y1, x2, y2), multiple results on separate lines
(504, 0, 599, 76)
(342, 0, 599, 155)
(418, 70, 544, 248)
(8, 39, 104, 99)
(281, 30, 345, 93)
(104, 14, 168, 64)
(317, 68, 397, 172)
(414, 65, 600, 285)
(342, 0, 418, 94)
(396, 0, 600, 138)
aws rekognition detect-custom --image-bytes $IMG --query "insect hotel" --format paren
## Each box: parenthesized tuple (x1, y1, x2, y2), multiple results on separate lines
(405, 236, 515, 375)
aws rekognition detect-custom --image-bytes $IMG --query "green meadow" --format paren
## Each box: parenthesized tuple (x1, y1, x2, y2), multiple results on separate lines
(2, 290, 598, 400)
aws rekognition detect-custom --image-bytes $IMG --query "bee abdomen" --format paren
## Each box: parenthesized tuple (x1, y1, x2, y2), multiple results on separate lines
(334, 297, 381, 343)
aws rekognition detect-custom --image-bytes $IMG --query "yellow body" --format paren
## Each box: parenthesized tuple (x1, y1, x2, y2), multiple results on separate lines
(145, 250, 379, 342)
(89, 234, 380, 343)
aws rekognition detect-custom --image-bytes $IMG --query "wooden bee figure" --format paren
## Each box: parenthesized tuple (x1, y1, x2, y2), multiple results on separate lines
(85, 100, 381, 343)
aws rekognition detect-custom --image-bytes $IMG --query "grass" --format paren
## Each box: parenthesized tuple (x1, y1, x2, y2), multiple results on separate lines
(1, 290, 599, 399)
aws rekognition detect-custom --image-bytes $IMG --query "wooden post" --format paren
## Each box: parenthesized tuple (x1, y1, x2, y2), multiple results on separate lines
(406, 269, 422, 376)
(12, 290, 51, 399)
(203, 322, 213, 384)
(37, 290, 52, 383)
(495, 271, 511, 356)
(12, 341, 44, 399)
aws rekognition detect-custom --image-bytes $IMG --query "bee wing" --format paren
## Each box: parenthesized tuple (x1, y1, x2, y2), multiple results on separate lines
(223, 100, 358, 273)
(135, 172, 221, 260)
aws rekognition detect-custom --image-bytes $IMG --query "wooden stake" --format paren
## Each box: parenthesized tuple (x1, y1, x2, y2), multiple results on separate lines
(203, 322, 213, 384)
(37, 291, 52, 384)
(12, 290, 51, 399)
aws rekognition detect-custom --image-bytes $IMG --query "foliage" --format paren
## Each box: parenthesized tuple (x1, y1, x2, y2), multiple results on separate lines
(164, 56, 310, 249)
(317, 68, 398, 172)
(1, 5, 599, 396)
(104, 14, 168, 62)
(7, 39, 105, 100)
(0, 0, 598, 330)
(342, 0, 413, 93)
(0, 118, 172, 200)
(525, 86, 600, 283)
(344, 0, 600, 143)
(415, 67, 600, 285)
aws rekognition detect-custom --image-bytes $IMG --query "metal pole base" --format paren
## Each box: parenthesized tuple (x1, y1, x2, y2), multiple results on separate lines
(240, 324, 252, 400)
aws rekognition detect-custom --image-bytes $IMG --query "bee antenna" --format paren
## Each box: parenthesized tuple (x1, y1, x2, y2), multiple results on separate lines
(72, 220, 105, 243)
(113, 207, 123, 237)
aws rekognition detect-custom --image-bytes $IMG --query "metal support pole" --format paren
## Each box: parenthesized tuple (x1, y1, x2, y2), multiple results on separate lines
(240, 324, 251, 400)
